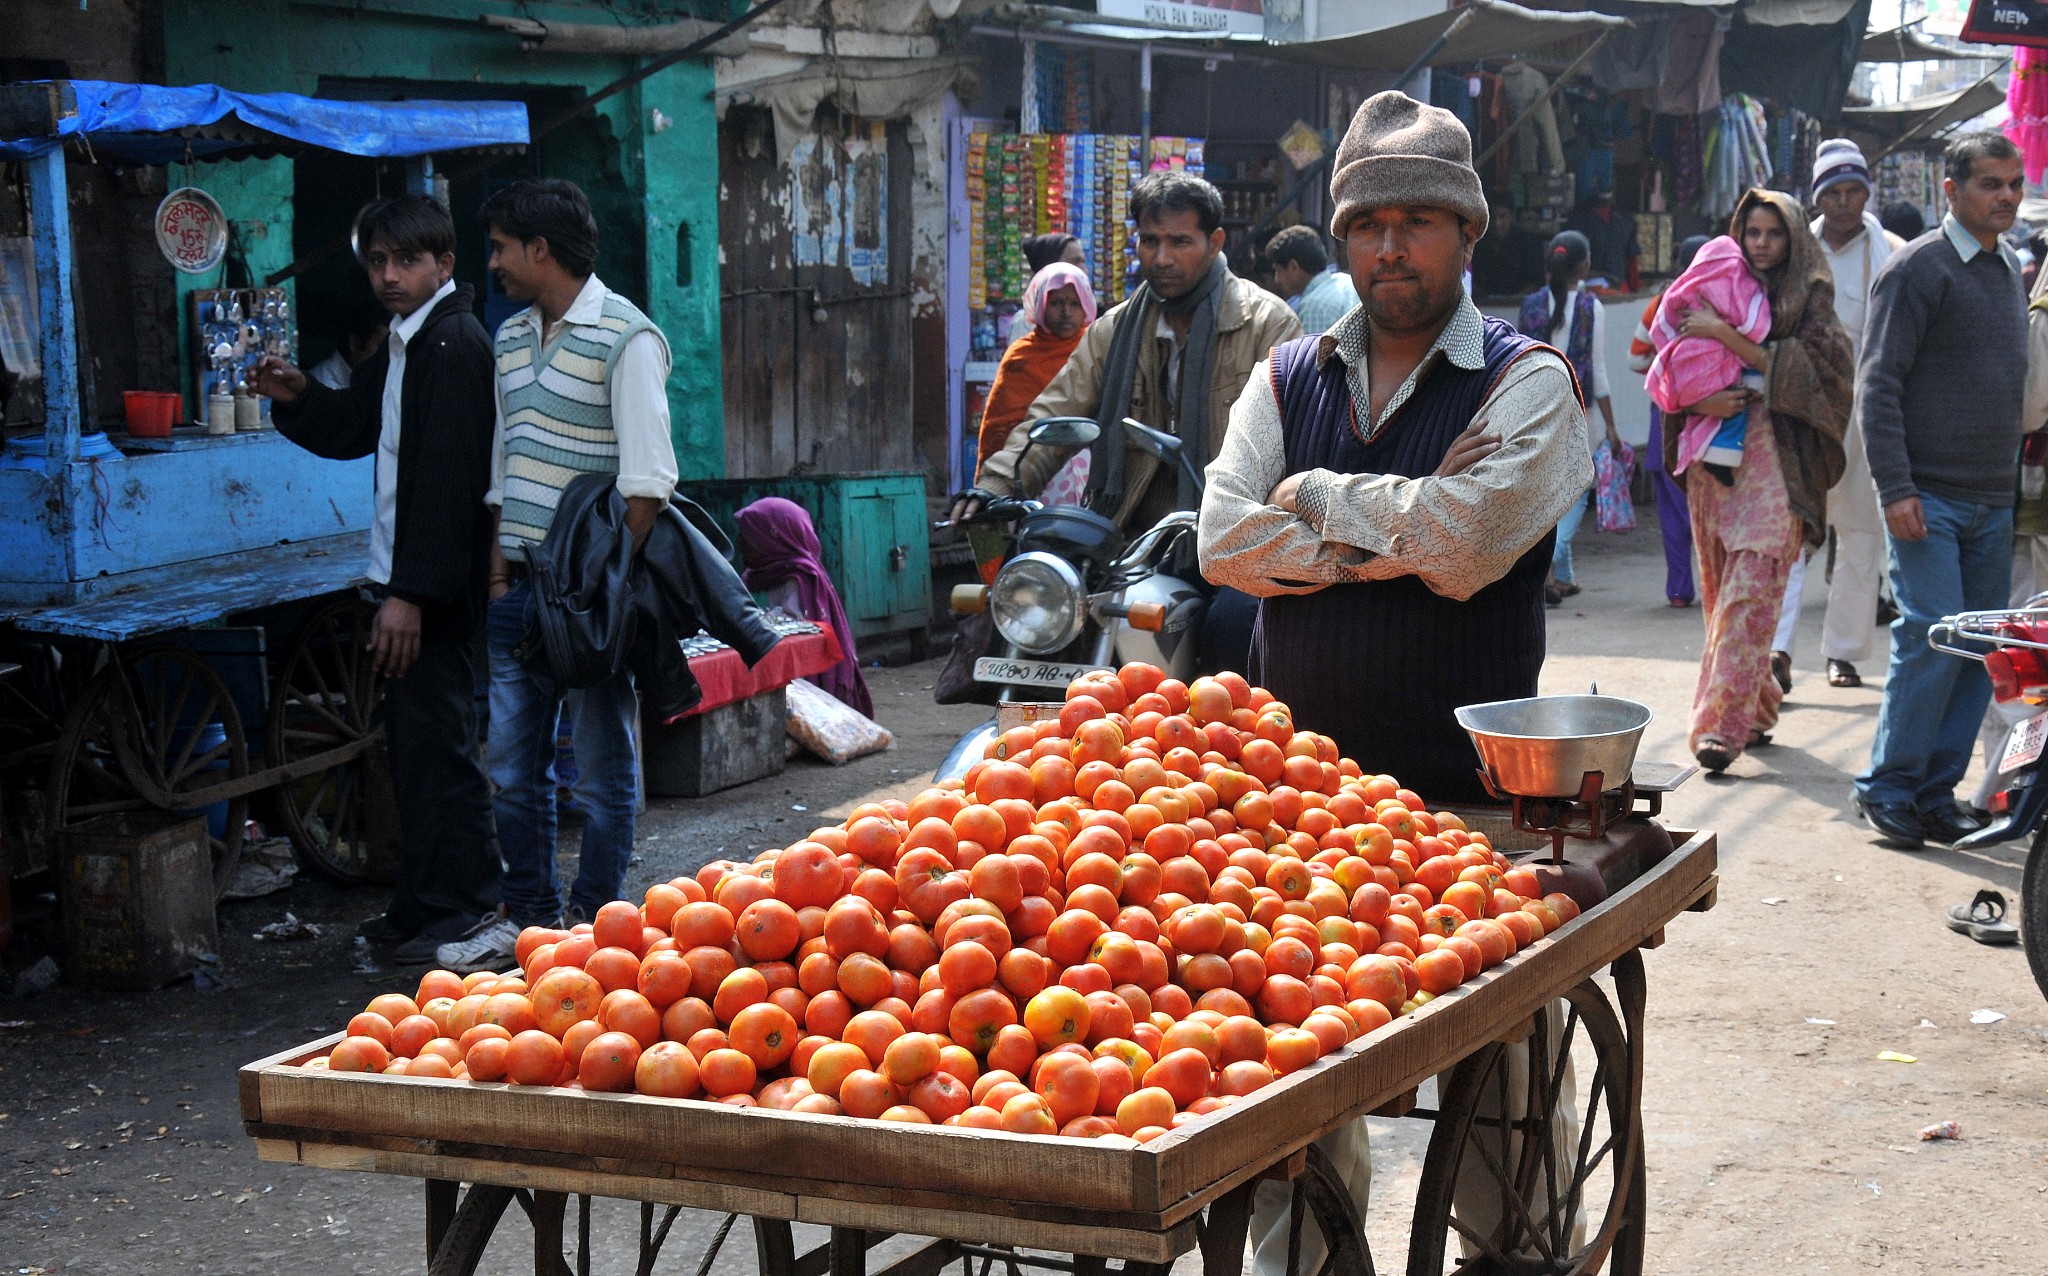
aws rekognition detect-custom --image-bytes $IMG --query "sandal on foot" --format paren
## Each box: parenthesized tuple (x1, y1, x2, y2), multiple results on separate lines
(1669, 597, 1695, 608)
(1827, 659, 1861, 688)
(1747, 731, 1774, 749)
(1695, 737, 1736, 773)
(1770, 650, 1793, 694)
(1946, 889, 2020, 945)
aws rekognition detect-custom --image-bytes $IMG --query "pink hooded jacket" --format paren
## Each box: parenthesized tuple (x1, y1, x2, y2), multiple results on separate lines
(1645, 236, 1771, 473)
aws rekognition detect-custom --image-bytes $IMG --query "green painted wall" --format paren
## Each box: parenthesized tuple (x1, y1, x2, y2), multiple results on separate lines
(161, 0, 725, 476)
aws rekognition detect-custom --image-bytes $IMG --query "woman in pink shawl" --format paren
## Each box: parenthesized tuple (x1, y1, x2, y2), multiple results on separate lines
(735, 498, 875, 717)
(1651, 190, 1851, 773)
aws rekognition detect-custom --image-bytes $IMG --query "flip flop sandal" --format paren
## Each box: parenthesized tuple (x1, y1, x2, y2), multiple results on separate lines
(1828, 659, 1862, 688)
(1747, 731, 1774, 749)
(1946, 889, 2020, 946)
(1695, 737, 1735, 773)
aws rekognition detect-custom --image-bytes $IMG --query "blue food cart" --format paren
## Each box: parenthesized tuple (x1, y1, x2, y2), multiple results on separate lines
(0, 81, 527, 903)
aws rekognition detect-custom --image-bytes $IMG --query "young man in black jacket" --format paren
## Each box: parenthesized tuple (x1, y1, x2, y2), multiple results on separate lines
(250, 195, 502, 964)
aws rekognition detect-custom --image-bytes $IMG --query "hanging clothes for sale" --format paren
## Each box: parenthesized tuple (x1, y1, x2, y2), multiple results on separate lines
(1500, 59, 1565, 176)
(2007, 45, 2048, 186)
(1702, 95, 1773, 222)
(1651, 11, 1726, 117)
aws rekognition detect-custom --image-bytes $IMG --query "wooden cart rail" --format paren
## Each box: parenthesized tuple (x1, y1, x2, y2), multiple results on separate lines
(243, 831, 1715, 1265)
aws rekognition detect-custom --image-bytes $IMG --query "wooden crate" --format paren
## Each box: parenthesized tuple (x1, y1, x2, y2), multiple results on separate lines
(243, 830, 1716, 1262)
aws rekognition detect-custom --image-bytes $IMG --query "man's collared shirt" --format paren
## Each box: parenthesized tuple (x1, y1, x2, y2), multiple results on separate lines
(1198, 295, 1591, 602)
(369, 277, 455, 585)
(1293, 268, 1361, 337)
(1944, 212, 2023, 271)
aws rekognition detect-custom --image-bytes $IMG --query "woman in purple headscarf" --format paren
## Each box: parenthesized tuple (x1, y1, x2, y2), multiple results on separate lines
(735, 497, 875, 717)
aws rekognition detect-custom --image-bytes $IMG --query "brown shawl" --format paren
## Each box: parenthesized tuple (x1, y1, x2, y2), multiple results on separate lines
(1662, 189, 1852, 548)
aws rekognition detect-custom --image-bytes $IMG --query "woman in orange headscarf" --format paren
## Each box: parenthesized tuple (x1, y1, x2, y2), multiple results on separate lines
(975, 262, 1098, 467)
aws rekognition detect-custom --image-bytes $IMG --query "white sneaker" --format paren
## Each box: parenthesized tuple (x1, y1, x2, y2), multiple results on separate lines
(435, 914, 520, 975)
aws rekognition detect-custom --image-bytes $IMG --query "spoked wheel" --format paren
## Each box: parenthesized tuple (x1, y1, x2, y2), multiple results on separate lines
(267, 597, 386, 882)
(1407, 979, 1644, 1276)
(48, 645, 250, 899)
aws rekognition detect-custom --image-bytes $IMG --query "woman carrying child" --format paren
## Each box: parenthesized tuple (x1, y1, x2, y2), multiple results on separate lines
(1649, 189, 1850, 772)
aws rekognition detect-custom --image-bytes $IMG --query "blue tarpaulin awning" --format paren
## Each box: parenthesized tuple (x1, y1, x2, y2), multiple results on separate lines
(0, 80, 529, 163)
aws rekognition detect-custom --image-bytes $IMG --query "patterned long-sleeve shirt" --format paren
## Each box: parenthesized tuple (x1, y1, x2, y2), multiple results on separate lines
(1198, 299, 1592, 602)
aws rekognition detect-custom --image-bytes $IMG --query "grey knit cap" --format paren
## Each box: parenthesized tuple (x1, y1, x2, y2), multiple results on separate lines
(1329, 91, 1489, 240)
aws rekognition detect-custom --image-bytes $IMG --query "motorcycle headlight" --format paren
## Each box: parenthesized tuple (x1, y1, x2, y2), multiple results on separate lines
(990, 551, 1086, 655)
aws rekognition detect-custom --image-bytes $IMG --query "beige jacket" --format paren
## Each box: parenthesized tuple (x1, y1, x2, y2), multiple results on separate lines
(977, 269, 1303, 531)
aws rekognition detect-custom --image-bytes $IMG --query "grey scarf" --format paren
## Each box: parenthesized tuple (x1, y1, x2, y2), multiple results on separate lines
(1086, 256, 1228, 516)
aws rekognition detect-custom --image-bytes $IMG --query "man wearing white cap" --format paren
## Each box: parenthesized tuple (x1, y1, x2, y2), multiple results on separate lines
(1770, 138, 1900, 690)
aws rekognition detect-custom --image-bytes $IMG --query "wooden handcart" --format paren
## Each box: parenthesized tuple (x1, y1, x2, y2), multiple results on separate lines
(241, 825, 1715, 1276)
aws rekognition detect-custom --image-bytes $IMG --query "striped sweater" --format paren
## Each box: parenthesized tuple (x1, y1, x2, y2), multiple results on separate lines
(494, 293, 667, 551)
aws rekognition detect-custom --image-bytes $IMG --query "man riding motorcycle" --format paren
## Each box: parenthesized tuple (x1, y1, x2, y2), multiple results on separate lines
(954, 171, 1300, 669)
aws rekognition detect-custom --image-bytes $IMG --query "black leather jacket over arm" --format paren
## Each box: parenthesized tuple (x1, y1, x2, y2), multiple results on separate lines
(520, 474, 783, 722)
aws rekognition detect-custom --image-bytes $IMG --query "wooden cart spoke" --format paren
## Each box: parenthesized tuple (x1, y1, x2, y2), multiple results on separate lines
(268, 597, 386, 883)
(51, 646, 249, 898)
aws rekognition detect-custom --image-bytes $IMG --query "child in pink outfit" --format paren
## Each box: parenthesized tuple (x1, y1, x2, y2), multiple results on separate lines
(1645, 236, 1772, 480)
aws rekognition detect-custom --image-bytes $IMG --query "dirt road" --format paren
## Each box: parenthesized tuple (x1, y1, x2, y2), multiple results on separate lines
(2, 525, 2042, 1274)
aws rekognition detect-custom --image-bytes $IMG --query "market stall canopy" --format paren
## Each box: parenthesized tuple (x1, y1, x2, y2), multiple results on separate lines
(1861, 24, 1987, 62)
(1268, 0, 1627, 70)
(0, 80, 529, 164)
(1840, 79, 2007, 143)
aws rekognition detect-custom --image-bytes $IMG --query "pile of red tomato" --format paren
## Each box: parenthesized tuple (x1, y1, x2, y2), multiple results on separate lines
(305, 664, 1580, 1141)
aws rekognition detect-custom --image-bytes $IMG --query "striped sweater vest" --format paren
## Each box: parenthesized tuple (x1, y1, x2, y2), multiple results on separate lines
(495, 294, 663, 550)
(1250, 317, 1560, 806)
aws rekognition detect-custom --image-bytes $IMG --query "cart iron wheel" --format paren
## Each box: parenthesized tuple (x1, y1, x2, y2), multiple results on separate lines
(48, 644, 250, 899)
(267, 597, 387, 882)
(1406, 978, 1644, 1276)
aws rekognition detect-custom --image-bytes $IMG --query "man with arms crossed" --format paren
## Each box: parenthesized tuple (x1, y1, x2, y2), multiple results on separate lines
(1200, 91, 1592, 1271)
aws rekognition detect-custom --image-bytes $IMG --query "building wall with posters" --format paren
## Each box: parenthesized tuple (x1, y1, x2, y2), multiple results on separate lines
(713, 1, 974, 507)
(156, 0, 727, 476)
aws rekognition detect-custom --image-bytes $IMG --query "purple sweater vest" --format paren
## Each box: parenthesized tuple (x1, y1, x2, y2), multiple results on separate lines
(1249, 317, 1560, 805)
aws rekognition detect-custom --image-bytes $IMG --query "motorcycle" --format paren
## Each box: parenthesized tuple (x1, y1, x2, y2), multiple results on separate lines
(934, 416, 1211, 782)
(1930, 600, 2048, 997)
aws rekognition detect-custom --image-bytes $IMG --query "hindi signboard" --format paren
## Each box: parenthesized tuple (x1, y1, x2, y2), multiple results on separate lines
(1096, 0, 1265, 38)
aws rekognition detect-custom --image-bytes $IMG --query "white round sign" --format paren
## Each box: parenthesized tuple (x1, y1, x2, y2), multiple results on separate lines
(155, 187, 228, 274)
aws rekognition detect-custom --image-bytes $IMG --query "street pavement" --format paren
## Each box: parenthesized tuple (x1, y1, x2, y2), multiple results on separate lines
(2, 522, 2043, 1274)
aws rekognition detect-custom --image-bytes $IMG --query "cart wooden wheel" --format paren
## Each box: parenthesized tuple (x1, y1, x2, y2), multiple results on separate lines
(47, 646, 250, 898)
(267, 597, 385, 882)
(1405, 977, 1644, 1276)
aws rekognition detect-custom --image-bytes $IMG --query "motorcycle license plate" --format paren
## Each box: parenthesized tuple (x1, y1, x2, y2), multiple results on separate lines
(2001, 711, 2048, 772)
(974, 656, 1098, 688)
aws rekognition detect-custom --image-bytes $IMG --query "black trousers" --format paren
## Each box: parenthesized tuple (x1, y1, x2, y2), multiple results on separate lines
(1196, 585, 1259, 677)
(382, 638, 502, 940)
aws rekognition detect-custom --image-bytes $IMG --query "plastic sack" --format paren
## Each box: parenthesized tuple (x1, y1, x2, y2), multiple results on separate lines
(1593, 438, 1637, 533)
(785, 677, 893, 765)
(1040, 448, 1091, 507)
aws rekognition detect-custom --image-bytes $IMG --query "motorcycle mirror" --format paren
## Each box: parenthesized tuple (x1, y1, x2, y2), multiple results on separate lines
(1029, 416, 1101, 448)
(1120, 416, 1181, 460)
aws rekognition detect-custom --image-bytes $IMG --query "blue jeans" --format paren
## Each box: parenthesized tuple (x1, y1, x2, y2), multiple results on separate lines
(1857, 493, 2014, 811)
(1552, 489, 1590, 584)
(488, 581, 641, 927)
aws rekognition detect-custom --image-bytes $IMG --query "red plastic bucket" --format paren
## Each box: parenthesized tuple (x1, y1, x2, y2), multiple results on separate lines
(123, 390, 182, 437)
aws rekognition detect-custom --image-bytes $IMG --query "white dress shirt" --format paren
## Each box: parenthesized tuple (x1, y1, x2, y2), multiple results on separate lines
(369, 278, 454, 585)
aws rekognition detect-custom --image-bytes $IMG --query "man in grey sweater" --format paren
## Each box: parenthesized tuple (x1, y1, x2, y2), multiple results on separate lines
(1853, 131, 2028, 848)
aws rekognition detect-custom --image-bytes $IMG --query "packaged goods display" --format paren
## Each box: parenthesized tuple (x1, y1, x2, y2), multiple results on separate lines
(967, 133, 1204, 361)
